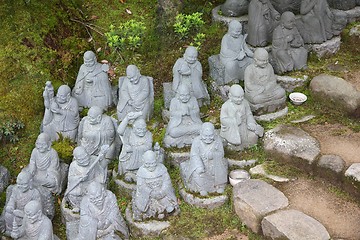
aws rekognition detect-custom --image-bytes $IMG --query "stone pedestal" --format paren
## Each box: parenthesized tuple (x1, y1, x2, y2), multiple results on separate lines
(112, 170, 136, 197)
(60, 198, 80, 240)
(179, 185, 228, 209)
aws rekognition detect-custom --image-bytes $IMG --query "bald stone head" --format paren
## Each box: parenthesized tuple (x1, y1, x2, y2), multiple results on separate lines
(35, 133, 51, 153)
(229, 20, 242, 38)
(184, 46, 198, 64)
(254, 48, 269, 68)
(229, 84, 244, 105)
(24, 200, 43, 224)
(143, 150, 157, 172)
(83, 50, 96, 67)
(177, 84, 191, 103)
(281, 11, 295, 30)
(73, 146, 90, 166)
(17, 171, 32, 193)
(56, 85, 71, 104)
(126, 65, 141, 84)
(87, 181, 105, 207)
(87, 106, 103, 125)
(200, 122, 215, 144)
(133, 118, 147, 137)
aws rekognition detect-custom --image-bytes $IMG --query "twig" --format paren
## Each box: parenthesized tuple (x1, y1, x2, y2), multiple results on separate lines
(70, 18, 105, 36)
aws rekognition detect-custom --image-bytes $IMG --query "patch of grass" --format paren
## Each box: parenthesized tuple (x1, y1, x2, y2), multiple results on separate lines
(262, 160, 303, 179)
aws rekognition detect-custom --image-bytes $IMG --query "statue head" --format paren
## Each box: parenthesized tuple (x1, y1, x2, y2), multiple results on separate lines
(24, 200, 43, 224)
(87, 106, 103, 125)
(229, 84, 244, 105)
(228, 20, 242, 38)
(184, 46, 198, 64)
(35, 133, 51, 153)
(177, 84, 191, 103)
(87, 181, 106, 208)
(56, 85, 71, 104)
(83, 50, 96, 68)
(254, 48, 269, 69)
(143, 150, 157, 172)
(200, 122, 215, 144)
(133, 118, 147, 137)
(281, 11, 295, 30)
(73, 146, 90, 166)
(126, 65, 141, 85)
(16, 171, 32, 193)
(45, 81, 54, 98)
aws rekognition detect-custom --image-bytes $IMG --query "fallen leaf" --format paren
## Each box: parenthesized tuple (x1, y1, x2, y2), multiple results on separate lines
(96, 47, 102, 52)
(119, 0, 125, 3)
(101, 59, 109, 64)
(125, 8, 132, 14)
(89, 15, 99, 20)
(87, 37, 93, 42)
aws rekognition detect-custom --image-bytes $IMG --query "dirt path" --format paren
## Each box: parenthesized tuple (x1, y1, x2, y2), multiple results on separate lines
(277, 177, 360, 240)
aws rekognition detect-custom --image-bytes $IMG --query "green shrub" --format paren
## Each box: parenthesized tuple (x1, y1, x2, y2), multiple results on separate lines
(52, 135, 76, 164)
(0, 119, 25, 145)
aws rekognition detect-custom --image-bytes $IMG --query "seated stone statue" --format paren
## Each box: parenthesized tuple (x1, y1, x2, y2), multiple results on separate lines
(78, 106, 116, 159)
(163, 84, 203, 148)
(117, 111, 152, 182)
(64, 145, 109, 211)
(132, 150, 179, 221)
(77, 181, 129, 240)
(117, 65, 154, 122)
(72, 50, 113, 110)
(172, 46, 210, 106)
(247, 0, 280, 47)
(24, 133, 62, 195)
(181, 122, 228, 196)
(42, 84, 80, 142)
(244, 48, 286, 115)
(220, 85, 264, 149)
(297, 0, 334, 43)
(272, 11, 308, 74)
(1, 172, 41, 236)
(220, 20, 254, 84)
(10, 200, 56, 240)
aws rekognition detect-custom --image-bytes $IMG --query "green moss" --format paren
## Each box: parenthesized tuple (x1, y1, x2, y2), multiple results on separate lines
(52, 136, 76, 164)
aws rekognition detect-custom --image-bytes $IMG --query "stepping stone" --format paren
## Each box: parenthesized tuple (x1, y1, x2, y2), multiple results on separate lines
(232, 179, 289, 233)
(261, 209, 330, 240)
(345, 163, 360, 181)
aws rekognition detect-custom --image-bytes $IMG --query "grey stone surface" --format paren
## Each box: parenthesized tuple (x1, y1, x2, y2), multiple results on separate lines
(318, 155, 345, 173)
(0, 165, 10, 193)
(254, 106, 288, 122)
(233, 179, 289, 233)
(112, 170, 136, 197)
(328, 0, 356, 10)
(270, 0, 301, 14)
(167, 151, 190, 166)
(276, 75, 308, 93)
(221, 0, 249, 17)
(209, 80, 231, 102)
(349, 23, 360, 36)
(228, 159, 257, 168)
(346, 6, 360, 22)
(163, 82, 175, 109)
(261, 209, 331, 240)
(208, 55, 226, 86)
(309, 36, 341, 58)
(212, 5, 249, 25)
(179, 186, 228, 209)
(332, 10, 349, 36)
(345, 163, 360, 181)
(249, 164, 293, 182)
(310, 74, 360, 116)
(263, 125, 321, 166)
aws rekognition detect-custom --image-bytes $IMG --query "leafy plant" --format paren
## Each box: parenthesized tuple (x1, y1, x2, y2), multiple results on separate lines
(190, 32, 206, 50)
(52, 134, 76, 164)
(0, 119, 25, 145)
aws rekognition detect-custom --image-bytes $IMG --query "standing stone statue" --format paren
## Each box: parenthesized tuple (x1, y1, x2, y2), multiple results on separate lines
(244, 48, 286, 115)
(10, 200, 56, 240)
(64, 145, 109, 212)
(77, 181, 129, 240)
(24, 133, 62, 195)
(272, 11, 308, 74)
(220, 20, 254, 84)
(117, 65, 154, 122)
(163, 84, 203, 148)
(117, 111, 153, 182)
(132, 150, 179, 221)
(1, 172, 41, 236)
(247, 0, 280, 47)
(181, 122, 228, 196)
(297, 0, 334, 43)
(41, 81, 55, 132)
(72, 50, 113, 110)
(42, 85, 80, 142)
(78, 106, 116, 159)
(172, 46, 210, 107)
(220, 85, 264, 149)
(221, 0, 250, 17)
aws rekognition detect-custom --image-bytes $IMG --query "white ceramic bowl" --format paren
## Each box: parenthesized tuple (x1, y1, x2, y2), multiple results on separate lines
(229, 169, 250, 186)
(289, 92, 307, 105)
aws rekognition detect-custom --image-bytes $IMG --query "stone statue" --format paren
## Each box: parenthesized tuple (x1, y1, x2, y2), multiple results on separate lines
(220, 20, 254, 84)
(220, 84, 264, 149)
(41, 81, 55, 131)
(163, 84, 203, 148)
(10, 200, 56, 240)
(77, 181, 129, 240)
(172, 46, 210, 107)
(132, 150, 179, 221)
(244, 48, 286, 115)
(117, 111, 153, 182)
(221, 0, 249, 17)
(64, 145, 109, 211)
(42, 85, 80, 142)
(24, 133, 62, 195)
(72, 50, 113, 110)
(1, 172, 41, 236)
(247, 0, 280, 47)
(78, 106, 116, 159)
(272, 11, 308, 74)
(297, 0, 334, 43)
(117, 65, 154, 122)
(181, 122, 228, 196)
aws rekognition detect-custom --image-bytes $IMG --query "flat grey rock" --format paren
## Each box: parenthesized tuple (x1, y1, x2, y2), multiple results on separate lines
(254, 107, 288, 122)
(276, 75, 308, 93)
(318, 155, 345, 173)
(264, 125, 321, 167)
(167, 151, 190, 167)
(249, 164, 293, 182)
(310, 74, 360, 117)
(0, 165, 10, 193)
(309, 36, 341, 58)
(179, 186, 228, 209)
(261, 209, 330, 240)
(328, 0, 356, 10)
(112, 170, 136, 197)
(232, 179, 289, 233)
(211, 5, 248, 25)
(228, 159, 257, 168)
(345, 163, 360, 181)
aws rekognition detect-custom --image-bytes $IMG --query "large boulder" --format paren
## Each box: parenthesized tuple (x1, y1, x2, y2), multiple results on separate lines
(327, 0, 356, 10)
(261, 209, 331, 240)
(232, 179, 289, 233)
(310, 74, 360, 117)
(263, 125, 321, 172)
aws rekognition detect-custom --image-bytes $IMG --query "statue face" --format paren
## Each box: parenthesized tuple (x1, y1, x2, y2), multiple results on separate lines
(17, 181, 29, 193)
(25, 208, 41, 224)
(36, 139, 50, 153)
(230, 25, 242, 38)
(230, 92, 244, 105)
(84, 56, 96, 68)
(201, 129, 215, 144)
(89, 186, 105, 208)
(179, 91, 191, 103)
(254, 56, 268, 69)
(127, 71, 140, 85)
(74, 152, 90, 166)
(57, 92, 70, 104)
(134, 125, 147, 137)
(144, 158, 157, 172)
(283, 17, 295, 30)
(88, 112, 102, 125)
(184, 51, 198, 64)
